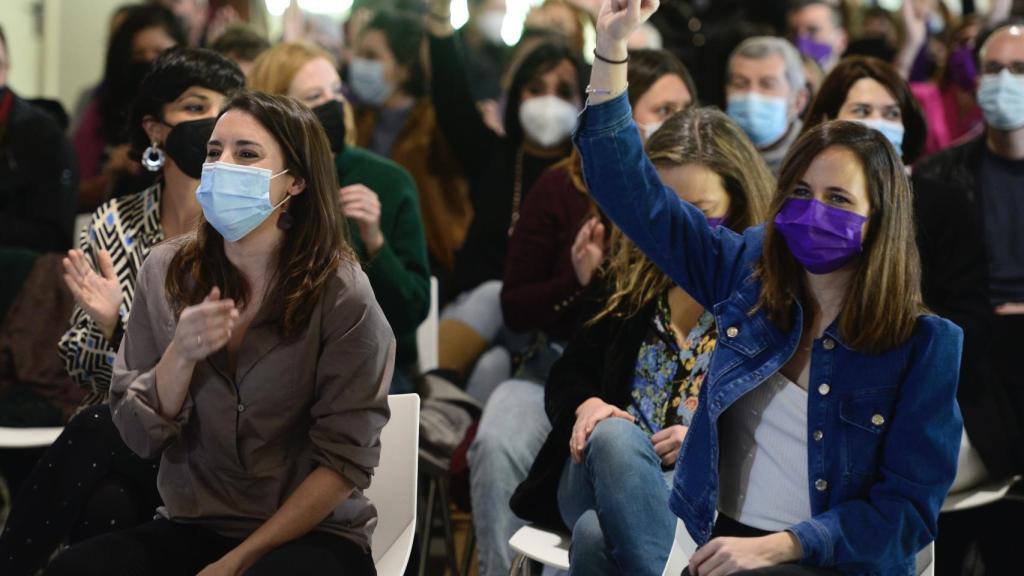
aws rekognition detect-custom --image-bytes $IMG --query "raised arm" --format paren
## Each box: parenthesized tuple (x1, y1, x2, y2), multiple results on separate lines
(426, 0, 501, 181)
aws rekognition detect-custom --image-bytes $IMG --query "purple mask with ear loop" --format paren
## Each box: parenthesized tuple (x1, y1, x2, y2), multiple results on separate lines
(947, 46, 978, 91)
(773, 198, 867, 274)
(706, 216, 726, 228)
(796, 35, 833, 69)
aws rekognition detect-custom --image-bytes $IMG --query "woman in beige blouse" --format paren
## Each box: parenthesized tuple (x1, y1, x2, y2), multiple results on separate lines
(47, 91, 394, 576)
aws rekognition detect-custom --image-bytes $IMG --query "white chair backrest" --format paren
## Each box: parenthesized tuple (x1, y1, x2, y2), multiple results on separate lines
(416, 277, 439, 374)
(365, 393, 420, 564)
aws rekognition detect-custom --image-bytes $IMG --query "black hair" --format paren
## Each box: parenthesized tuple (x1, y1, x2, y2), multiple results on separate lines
(503, 38, 584, 148)
(787, 0, 844, 30)
(129, 46, 245, 156)
(209, 25, 271, 62)
(99, 4, 187, 143)
(627, 49, 698, 108)
(363, 10, 427, 98)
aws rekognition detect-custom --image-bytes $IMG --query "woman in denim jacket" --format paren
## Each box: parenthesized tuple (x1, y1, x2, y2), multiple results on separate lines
(573, 2, 965, 574)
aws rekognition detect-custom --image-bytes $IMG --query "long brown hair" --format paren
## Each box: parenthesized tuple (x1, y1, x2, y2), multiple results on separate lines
(165, 90, 354, 338)
(754, 120, 924, 352)
(592, 107, 774, 323)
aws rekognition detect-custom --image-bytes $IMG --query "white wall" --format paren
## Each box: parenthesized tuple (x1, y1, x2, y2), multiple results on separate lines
(0, 0, 124, 114)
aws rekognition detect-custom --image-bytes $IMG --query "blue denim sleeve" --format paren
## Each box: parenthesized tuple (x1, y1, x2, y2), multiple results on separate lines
(788, 316, 965, 572)
(573, 93, 760, 310)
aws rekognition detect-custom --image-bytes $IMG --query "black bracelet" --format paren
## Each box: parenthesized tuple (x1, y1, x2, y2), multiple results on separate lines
(593, 49, 629, 65)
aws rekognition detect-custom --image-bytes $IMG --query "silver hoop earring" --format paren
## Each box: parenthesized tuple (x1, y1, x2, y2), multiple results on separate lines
(141, 142, 165, 172)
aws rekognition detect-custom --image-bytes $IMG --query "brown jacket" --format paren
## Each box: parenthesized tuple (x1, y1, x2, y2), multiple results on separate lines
(110, 241, 395, 552)
(357, 100, 471, 272)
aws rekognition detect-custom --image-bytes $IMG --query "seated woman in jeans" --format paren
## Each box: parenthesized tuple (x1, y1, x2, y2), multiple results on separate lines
(511, 107, 773, 576)
(581, 2, 962, 569)
(47, 91, 393, 576)
(572, 2, 964, 574)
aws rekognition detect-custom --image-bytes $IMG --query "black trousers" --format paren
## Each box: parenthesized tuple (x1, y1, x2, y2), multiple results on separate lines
(44, 518, 376, 576)
(0, 404, 161, 576)
(680, 515, 841, 576)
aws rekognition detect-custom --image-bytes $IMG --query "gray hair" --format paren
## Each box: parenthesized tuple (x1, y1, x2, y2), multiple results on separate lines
(729, 36, 806, 98)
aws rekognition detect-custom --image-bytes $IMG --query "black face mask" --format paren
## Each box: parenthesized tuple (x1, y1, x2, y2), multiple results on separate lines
(163, 117, 217, 179)
(312, 100, 347, 154)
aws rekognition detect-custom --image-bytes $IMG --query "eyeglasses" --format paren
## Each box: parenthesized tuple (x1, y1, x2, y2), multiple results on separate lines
(981, 62, 1024, 76)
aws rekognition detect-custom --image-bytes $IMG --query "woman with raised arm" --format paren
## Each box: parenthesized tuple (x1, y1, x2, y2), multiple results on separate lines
(573, 2, 964, 575)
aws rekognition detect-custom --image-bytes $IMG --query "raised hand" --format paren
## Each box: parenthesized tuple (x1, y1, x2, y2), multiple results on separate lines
(339, 184, 385, 257)
(172, 287, 239, 363)
(596, 0, 661, 49)
(63, 249, 122, 339)
(571, 216, 606, 286)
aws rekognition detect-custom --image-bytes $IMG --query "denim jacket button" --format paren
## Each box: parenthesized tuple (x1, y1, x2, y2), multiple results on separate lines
(822, 338, 836, 350)
(813, 430, 823, 442)
(818, 383, 831, 396)
(726, 326, 739, 338)
(872, 414, 885, 426)
(815, 479, 828, 492)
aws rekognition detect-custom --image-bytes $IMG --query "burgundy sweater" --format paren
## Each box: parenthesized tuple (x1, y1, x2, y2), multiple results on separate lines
(501, 165, 594, 341)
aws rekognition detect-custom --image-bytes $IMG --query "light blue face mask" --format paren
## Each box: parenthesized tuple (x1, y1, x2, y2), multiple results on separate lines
(977, 69, 1024, 131)
(726, 92, 790, 148)
(349, 57, 393, 107)
(196, 162, 289, 242)
(854, 118, 905, 158)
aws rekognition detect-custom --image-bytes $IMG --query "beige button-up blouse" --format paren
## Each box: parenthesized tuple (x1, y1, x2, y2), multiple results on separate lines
(110, 241, 395, 552)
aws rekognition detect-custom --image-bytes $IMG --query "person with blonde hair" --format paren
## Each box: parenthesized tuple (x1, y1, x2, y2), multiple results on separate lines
(248, 41, 429, 392)
(512, 107, 774, 576)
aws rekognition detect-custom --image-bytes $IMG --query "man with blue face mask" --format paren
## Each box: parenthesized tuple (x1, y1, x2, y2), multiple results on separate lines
(915, 21, 1024, 574)
(725, 36, 809, 174)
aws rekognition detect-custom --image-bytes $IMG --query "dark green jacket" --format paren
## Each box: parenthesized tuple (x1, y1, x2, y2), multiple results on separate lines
(336, 146, 430, 370)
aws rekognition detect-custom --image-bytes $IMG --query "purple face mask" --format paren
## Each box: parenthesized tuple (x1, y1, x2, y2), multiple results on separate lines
(773, 198, 867, 274)
(707, 215, 726, 228)
(796, 35, 833, 69)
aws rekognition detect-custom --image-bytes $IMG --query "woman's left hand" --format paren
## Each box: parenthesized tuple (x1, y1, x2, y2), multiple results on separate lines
(651, 424, 687, 467)
(340, 184, 385, 257)
(688, 533, 802, 576)
(196, 551, 244, 576)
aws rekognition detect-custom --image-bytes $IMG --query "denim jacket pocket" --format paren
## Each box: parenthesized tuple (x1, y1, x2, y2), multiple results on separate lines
(840, 387, 898, 478)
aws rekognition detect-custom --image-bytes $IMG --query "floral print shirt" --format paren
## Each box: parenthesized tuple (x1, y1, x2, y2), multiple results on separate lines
(628, 293, 717, 436)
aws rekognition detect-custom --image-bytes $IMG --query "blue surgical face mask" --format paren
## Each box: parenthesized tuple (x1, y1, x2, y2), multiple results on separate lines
(854, 118, 905, 158)
(726, 92, 790, 148)
(977, 69, 1024, 131)
(348, 57, 393, 107)
(196, 162, 289, 242)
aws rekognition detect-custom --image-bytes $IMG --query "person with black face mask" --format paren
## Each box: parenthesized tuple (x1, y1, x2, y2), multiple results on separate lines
(0, 48, 245, 576)
(72, 4, 185, 212)
(248, 42, 430, 393)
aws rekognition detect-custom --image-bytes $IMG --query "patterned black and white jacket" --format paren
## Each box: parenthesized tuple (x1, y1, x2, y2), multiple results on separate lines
(58, 183, 163, 406)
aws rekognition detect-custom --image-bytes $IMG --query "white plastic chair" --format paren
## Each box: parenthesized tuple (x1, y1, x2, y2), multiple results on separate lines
(416, 277, 439, 374)
(365, 393, 420, 575)
(0, 426, 64, 449)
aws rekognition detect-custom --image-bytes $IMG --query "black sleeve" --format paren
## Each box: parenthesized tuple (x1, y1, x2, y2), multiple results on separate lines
(0, 108, 78, 252)
(428, 33, 500, 183)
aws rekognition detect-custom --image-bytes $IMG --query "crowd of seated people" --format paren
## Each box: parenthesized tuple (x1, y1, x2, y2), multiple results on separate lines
(0, 0, 1022, 574)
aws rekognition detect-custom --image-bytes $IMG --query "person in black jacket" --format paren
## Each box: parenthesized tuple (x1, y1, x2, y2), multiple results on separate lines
(914, 21, 1024, 574)
(512, 107, 773, 576)
(0, 25, 78, 253)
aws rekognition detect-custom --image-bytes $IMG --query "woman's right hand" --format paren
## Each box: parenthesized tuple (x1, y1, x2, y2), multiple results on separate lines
(596, 0, 661, 49)
(172, 287, 239, 363)
(63, 249, 122, 340)
(570, 397, 635, 464)
(571, 217, 606, 287)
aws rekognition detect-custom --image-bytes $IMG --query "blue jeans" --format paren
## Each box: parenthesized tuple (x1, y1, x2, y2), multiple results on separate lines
(557, 418, 675, 576)
(468, 379, 551, 576)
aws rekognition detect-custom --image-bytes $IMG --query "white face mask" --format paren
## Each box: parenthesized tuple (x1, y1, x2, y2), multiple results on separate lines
(476, 10, 506, 45)
(349, 57, 393, 107)
(518, 95, 578, 148)
(639, 120, 665, 140)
